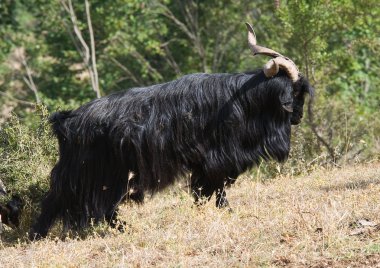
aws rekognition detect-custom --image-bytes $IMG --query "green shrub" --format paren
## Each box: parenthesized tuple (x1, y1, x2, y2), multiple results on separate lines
(0, 105, 56, 242)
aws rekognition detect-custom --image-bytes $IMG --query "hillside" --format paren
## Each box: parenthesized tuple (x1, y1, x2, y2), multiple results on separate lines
(1, 163, 380, 267)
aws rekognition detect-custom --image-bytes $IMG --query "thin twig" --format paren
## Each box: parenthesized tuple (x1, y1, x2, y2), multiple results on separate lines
(85, 0, 100, 98)
(130, 50, 163, 81)
(0, 91, 35, 106)
(156, 1, 209, 72)
(110, 57, 144, 86)
(60, 0, 101, 98)
(63, 0, 90, 63)
(21, 58, 40, 103)
(159, 39, 182, 75)
(307, 99, 335, 161)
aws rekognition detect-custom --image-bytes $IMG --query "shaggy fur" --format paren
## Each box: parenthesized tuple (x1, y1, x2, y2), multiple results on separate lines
(0, 195, 24, 228)
(30, 69, 313, 239)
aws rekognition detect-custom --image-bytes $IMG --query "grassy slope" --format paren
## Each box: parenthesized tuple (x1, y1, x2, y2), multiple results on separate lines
(1, 163, 380, 267)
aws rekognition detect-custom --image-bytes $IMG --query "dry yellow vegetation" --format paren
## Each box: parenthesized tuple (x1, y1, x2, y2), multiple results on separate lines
(1, 162, 380, 267)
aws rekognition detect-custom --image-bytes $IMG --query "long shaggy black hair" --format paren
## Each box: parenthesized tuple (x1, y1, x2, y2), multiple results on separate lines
(30, 69, 313, 239)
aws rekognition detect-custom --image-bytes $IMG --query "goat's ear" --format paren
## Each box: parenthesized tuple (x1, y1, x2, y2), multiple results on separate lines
(296, 76, 314, 98)
(279, 88, 293, 113)
(282, 103, 293, 113)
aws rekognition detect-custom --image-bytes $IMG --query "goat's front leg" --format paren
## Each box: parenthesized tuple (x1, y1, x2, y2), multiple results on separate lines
(215, 187, 229, 208)
(190, 172, 215, 205)
(105, 209, 126, 232)
(215, 176, 237, 210)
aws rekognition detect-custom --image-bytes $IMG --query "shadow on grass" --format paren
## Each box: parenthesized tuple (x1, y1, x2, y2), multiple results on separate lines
(320, 177, 380, 192)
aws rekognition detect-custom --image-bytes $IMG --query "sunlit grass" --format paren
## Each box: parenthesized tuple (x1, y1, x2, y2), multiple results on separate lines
(1, 162, 380, 267)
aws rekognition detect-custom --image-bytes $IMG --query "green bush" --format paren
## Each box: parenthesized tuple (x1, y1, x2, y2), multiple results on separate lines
(0, 105, 56, 241)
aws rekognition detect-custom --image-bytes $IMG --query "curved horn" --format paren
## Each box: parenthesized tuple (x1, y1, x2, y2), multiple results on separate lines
(264, 57, 299, 82)
(263, 59, 279, 78)
(245, 23, 282, 58)
(246, 22, 300, 82)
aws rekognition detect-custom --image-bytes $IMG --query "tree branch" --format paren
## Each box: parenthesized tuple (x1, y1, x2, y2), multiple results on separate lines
(155, 1, 209, 72)
(61, 0, 90, 63)
(300, 23, 336, 163)
(60, 0, 101, 98)
(21, 56, 40, 104)
(129, 49, 163, 81)
(110, 57, 144, 86)
(85, 0, 100, 98)
(159, 38, 182, 75)
(0, 91, 35, 106)
(307, 99, 336, 162)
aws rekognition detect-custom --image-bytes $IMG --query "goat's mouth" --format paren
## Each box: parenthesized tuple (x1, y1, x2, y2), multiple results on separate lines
(291, 117, 302, 125)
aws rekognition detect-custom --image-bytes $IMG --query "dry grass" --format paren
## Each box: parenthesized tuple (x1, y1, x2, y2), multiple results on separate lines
(1, 162, 380, 267)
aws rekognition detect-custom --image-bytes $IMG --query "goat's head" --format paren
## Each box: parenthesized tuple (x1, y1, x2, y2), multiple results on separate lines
(246, 23, 313, 125)
(0, 195, 24, 228)
(290, 76, 313, 125)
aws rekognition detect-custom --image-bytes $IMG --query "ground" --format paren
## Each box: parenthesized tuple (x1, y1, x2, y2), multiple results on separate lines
(1, 162, 380, 267)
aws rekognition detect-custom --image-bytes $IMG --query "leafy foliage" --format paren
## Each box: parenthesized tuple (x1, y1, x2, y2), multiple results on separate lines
(0, 105, 56, 240)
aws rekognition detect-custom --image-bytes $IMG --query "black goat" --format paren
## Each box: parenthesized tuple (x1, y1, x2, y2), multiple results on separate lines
(30, 23, 313, 239)
(0, 195, 24, 230)
(0, 182, 23, 230)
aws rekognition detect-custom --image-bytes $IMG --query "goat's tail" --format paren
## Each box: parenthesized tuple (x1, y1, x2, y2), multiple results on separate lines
(49, 111, 74, 140)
